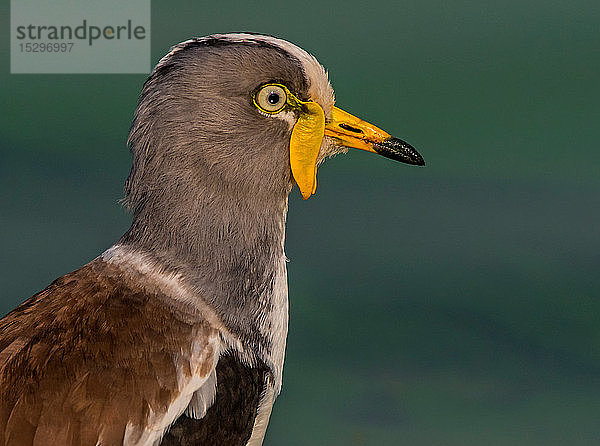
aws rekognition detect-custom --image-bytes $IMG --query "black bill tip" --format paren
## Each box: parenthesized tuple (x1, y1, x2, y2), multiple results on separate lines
(372, 137, 425, 166)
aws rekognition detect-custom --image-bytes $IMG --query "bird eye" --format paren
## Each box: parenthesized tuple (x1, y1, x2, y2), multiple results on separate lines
(255, 84, 288, 113)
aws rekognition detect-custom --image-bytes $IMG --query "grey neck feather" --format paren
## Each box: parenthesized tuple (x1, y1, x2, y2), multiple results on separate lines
(120, 179, 290, 356)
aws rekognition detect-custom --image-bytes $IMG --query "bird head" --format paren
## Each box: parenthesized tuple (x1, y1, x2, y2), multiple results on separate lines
(125, 33, 424, 214)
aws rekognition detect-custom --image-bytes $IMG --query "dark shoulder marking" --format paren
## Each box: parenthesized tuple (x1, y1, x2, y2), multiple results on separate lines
(161, 353, 271, 446)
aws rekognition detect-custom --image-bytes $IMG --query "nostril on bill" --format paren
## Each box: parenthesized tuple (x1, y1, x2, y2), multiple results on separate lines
(339, 123, 364, 134)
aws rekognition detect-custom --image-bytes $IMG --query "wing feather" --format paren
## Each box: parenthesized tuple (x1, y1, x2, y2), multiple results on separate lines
(0, 259, 221, 446)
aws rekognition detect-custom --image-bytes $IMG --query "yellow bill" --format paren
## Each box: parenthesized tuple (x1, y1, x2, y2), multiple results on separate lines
(324, 107, 424, 166)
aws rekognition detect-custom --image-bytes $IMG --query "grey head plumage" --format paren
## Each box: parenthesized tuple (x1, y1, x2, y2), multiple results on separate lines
(119, 35, 340, 383)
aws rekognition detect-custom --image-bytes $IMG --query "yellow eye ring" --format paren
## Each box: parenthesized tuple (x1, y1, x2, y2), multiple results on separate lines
(254, 84, 288, 113)
(253, 83, 306, 114)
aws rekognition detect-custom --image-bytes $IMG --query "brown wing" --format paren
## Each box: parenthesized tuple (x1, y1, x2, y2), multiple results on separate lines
(0, 259, 218, 446)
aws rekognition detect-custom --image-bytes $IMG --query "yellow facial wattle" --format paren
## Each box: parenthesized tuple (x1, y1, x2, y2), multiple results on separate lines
(289, 101, 325, 199)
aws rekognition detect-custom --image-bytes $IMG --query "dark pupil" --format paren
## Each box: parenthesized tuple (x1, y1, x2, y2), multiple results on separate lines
(267, 92, 280, 105)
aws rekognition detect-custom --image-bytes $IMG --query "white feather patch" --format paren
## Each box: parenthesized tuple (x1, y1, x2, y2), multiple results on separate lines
(246, 382, 275, 446)
(185, 368, 217, 419)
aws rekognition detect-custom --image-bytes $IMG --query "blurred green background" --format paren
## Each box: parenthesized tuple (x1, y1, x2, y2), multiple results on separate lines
(1, 1, 599, 444)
